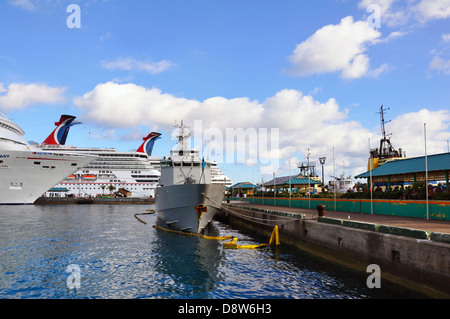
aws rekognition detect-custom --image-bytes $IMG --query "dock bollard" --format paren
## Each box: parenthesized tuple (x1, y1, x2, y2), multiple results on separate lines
(317, 204, 325, 217)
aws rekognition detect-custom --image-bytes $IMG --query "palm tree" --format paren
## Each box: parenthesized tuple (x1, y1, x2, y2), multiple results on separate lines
(108, 184, 116, 195)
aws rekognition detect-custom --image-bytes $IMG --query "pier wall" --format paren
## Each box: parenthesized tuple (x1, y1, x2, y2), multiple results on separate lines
(240, 197, 450, 221)
(220, 205, 450, 298)
(34, 197, 155, 205)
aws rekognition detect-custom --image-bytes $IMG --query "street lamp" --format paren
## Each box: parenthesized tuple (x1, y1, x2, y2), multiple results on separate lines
(319, 157, 326, 193)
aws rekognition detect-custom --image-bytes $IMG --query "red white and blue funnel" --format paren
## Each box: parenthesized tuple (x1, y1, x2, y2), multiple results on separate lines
(136, 132, 161, 156)
(42, 115, 81, 145)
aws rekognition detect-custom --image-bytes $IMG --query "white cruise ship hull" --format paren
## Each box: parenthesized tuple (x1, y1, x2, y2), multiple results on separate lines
(155, 184, 226, 234)
(0, 149, 95, 205)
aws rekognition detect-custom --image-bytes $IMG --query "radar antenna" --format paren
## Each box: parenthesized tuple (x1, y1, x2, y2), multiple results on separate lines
(374, 105, 402, 159)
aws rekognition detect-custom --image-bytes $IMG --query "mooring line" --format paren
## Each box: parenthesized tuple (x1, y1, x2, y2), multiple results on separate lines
(152, 223, 280, 250)
(133, 202, 282, 249)
(134, 210, 156, 225)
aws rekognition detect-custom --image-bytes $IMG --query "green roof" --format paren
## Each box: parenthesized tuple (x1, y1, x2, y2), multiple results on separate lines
(356, 152, 450, 179)
(48, 187, 70, 192)
(288, 177, 320, 185)
(263, 174, 320, 186)
(230, 182, 258, 189)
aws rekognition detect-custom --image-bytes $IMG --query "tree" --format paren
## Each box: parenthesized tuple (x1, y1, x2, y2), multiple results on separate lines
(108, 184, 116, 195)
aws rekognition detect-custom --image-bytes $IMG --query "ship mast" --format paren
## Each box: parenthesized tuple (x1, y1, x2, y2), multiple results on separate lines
(379, 105, 390, 141)
(376, 105, 401, 159)
(173, 120, 191, 155)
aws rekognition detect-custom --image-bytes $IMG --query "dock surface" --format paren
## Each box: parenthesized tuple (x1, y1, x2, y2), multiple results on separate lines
(230, 202, 450, 234)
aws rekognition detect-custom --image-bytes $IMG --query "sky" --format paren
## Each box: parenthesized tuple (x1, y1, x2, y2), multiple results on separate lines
(1, 0, 449, 185)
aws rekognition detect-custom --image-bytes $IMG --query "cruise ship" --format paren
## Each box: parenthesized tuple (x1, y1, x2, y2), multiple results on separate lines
(39, 115, 162, 198)
(0, 111, 96, 204)
(210, 162, 233, 187)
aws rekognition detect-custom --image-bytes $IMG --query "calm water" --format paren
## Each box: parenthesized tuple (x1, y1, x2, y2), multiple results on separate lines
(0, 204, 426, 299)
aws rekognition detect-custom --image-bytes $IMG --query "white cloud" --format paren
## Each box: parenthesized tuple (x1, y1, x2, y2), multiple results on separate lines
(0, 83, 66, 110)
(358, 0, 450, 27)
(369, 63, 390, 77)
(384, 31, 408, 41)
(73, 82, 263, 130)
(429, 56, 450, 74)
(101, 57, 174, 74)
(358, 0, 410, 26)
(415, 0, 450, 22)
(74, 82, 200, 128)
(9, 0, 36, 11)
(358, 0, 450, 25)
(389, 109, 450, 156)
(287, 16, 383, 79)
(73, 82, 371, 175)
(442, 33, 450, 42)
(73, 82, 450, 177)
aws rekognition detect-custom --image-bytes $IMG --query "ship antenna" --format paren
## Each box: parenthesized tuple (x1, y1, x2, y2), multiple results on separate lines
(378, 105, 391, 140)
(376, 105, 401, 158)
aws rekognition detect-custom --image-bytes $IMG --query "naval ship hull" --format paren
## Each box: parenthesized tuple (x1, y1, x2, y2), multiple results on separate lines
(155, 183, 225, 234)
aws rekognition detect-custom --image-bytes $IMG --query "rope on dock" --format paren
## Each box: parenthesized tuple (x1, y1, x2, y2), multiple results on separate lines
(201, 193, 301, 226)
(221, 204, 310, 227)
(134, 195, 283, 249)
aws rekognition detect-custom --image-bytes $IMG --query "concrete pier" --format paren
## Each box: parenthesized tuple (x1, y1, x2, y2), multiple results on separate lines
(219, 203, 450, 298)
(34, 197, 155, 205)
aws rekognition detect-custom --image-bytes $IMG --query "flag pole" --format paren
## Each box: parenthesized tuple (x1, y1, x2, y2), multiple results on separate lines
(369, 137, 373, 215)
(424, 123, 429, 220)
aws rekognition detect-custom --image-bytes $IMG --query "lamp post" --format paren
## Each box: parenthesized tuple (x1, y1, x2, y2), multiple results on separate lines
(273, 172, 276, 206)
(319, 157, 326, 193)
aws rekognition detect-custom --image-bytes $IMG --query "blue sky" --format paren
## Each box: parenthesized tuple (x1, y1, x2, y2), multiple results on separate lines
(1, 0, 449, 184)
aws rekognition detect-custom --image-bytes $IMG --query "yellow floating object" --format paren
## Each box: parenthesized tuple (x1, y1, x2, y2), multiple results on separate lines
(222, 237, 268, 250)
(152, 224, 235, 241)
(269, 225, 280, 246)
(152, 224, 280, 250)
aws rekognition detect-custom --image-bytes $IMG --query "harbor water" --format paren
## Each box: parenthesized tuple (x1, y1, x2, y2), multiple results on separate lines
(0, 204, 427, 299)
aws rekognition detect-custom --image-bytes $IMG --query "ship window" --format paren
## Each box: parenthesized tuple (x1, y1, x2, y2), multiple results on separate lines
(71, 163, 77, 166)
(34, 161, 40, 165)
(10, 182, 22, 190)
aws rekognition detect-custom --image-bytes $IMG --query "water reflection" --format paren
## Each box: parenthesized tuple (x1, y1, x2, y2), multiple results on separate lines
(150, 219, 224, 298)
(0, 204, 428, 299)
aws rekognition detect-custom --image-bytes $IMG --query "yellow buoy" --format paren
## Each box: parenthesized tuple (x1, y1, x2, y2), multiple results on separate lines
(269, 225, 280, 246)
(152, 224, 280, 250)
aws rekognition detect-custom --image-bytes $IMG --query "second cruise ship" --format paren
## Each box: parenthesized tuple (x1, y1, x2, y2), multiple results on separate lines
(40, 115, 162, 198)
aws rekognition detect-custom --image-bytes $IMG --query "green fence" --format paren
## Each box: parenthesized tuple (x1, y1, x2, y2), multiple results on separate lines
(238, 197, 450, 221)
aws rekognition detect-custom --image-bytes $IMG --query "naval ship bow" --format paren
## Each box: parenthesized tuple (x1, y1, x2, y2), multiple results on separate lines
(155, 121, 226, 234)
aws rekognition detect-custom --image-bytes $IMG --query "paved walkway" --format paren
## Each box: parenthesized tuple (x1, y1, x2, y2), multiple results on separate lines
(231, 202, 450, 234)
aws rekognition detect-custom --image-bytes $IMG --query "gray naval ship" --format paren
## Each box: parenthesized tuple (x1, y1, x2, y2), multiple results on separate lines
(155, 121, 226, 234)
